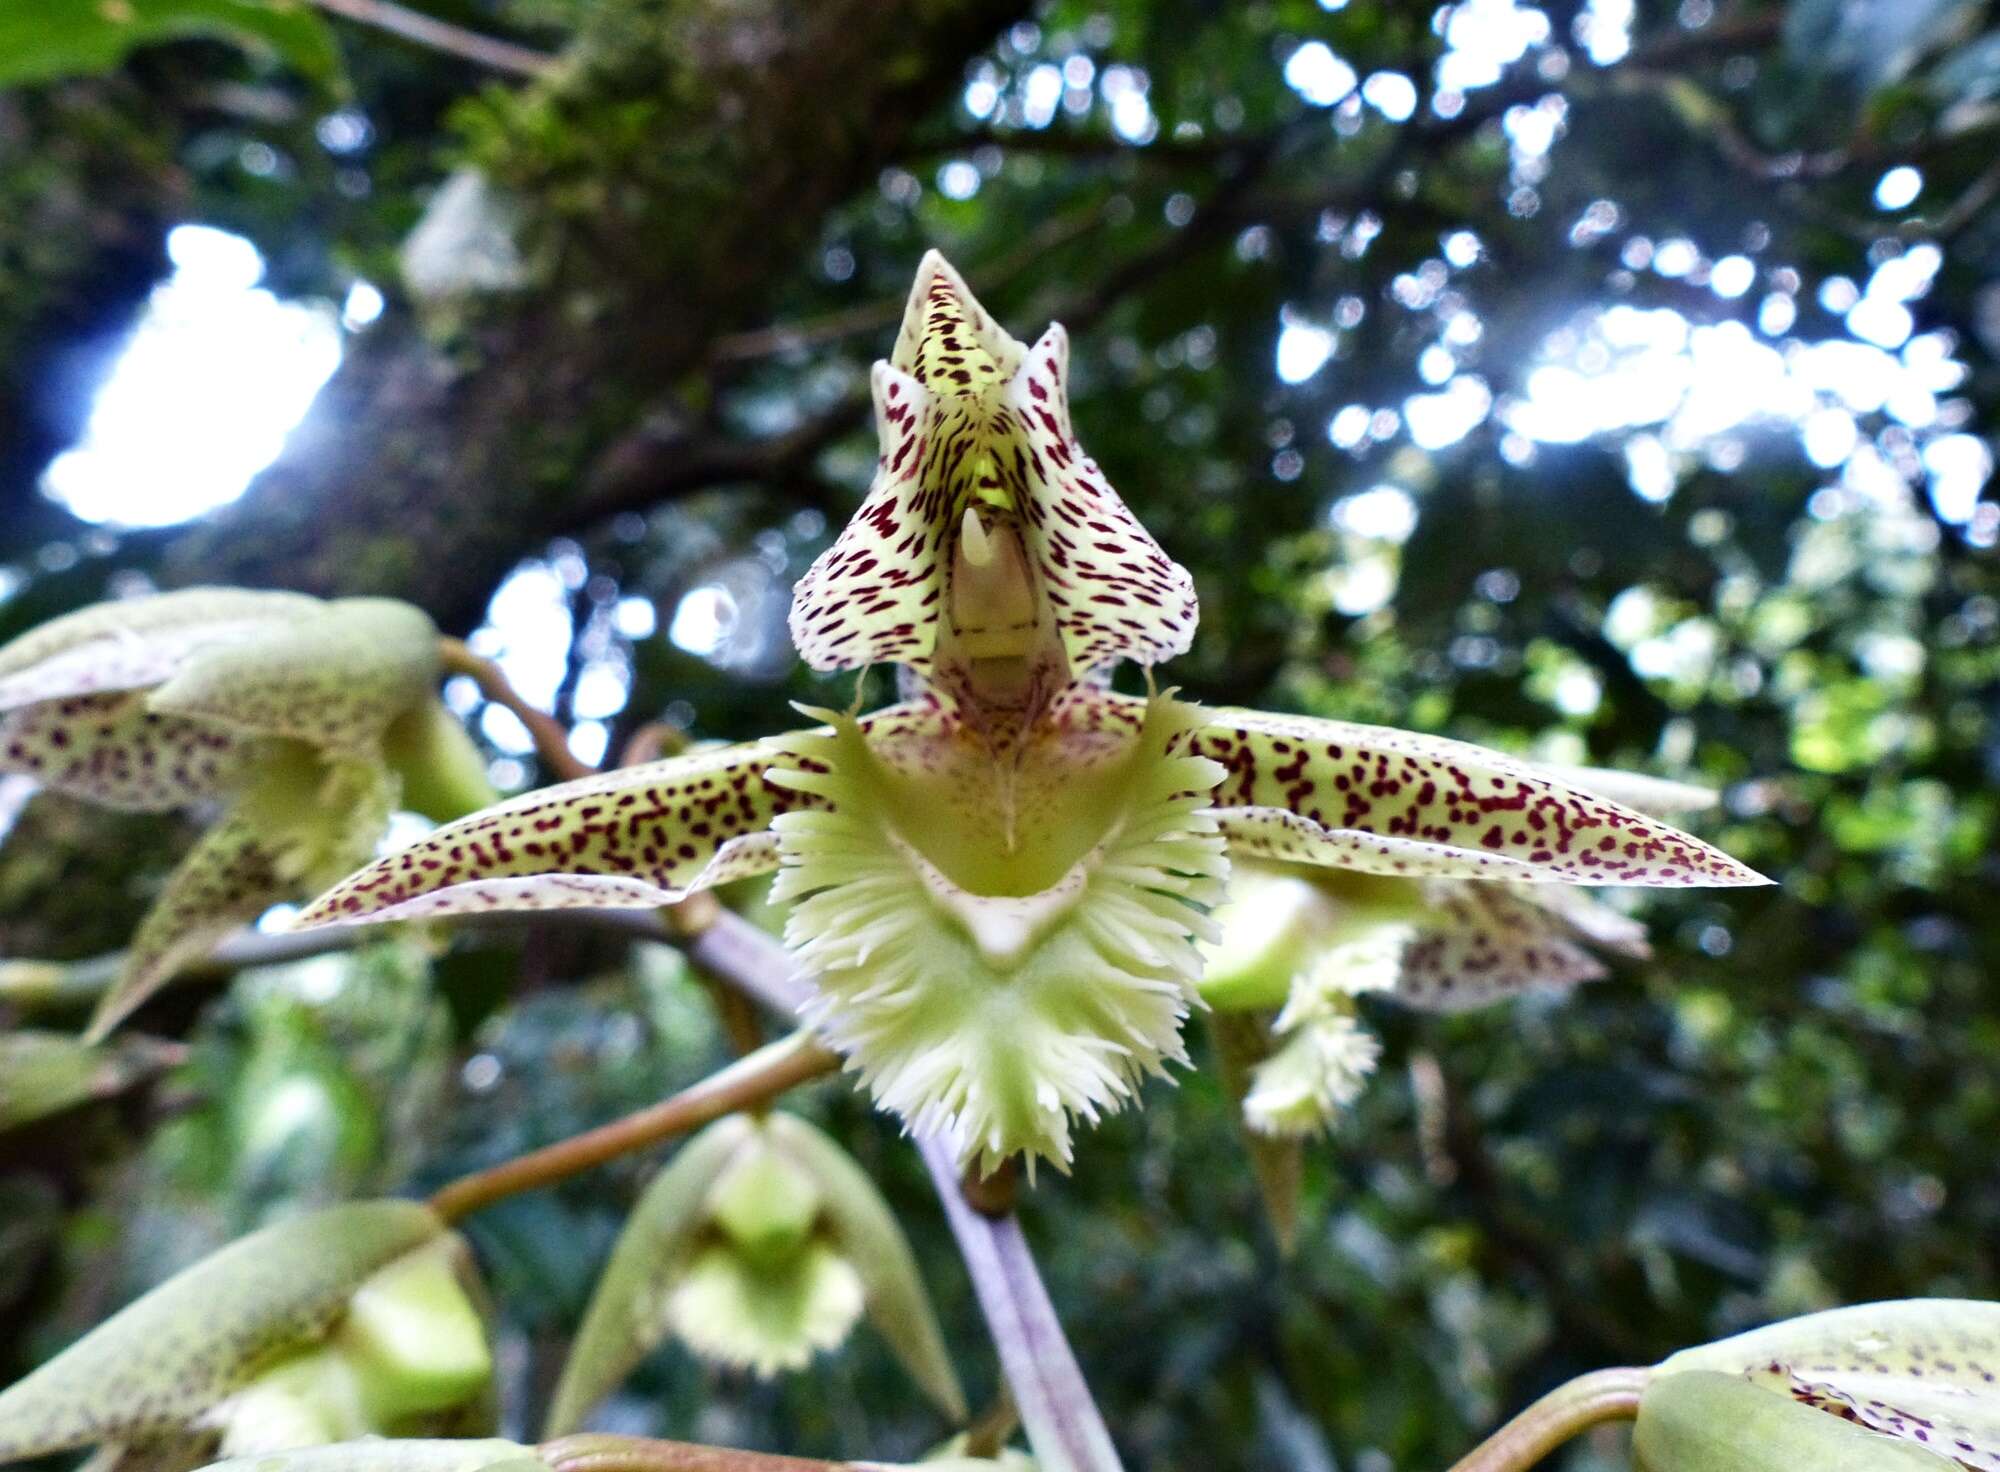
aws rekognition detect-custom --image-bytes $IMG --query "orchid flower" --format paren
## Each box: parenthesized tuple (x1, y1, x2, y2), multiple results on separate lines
(294, 251, 1765, 1175)
(0, 588, 495, 1039)
(1201, 770, 1712, 1137)
(547, 1111, 963, 1431)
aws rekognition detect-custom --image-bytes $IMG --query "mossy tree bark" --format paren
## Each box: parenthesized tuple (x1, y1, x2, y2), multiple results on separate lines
(159, 0, 1027, 629)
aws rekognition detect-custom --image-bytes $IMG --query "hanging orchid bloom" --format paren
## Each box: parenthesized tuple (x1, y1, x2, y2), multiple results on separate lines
(0, 588, 496, 1039)
(1201, 772, 1708, 1138)
(547, 1111, 962, 1430)
(294, 252, 1765, 1175)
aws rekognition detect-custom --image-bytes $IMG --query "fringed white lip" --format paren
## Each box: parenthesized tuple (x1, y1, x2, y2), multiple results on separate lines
(768, 691, 1228, 1176)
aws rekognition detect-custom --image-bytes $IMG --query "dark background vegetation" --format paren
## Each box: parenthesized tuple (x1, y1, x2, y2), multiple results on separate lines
(3, 0, 1998, 1468)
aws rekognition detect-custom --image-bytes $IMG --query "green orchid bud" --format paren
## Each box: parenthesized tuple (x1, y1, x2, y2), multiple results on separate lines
(1647, 1299, 2000, 1470)
(0, 1200, 492, 1465)
(1634, 1370, 1954, 1470)
(216, 1349, 370, 1458)
(546, 1113, 962, 1435)
(332, 1239, 493, 1424)
(0, 587, 469, 1041)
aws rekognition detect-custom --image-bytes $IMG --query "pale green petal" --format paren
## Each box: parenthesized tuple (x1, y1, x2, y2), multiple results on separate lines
(1660, 1300, 2000, 1470)
(1395, 884, 1615, 1012)
(91, 754, 392, 1040)
(0, 1201, 441, 1460)
(766, 1114, 966, 1420)
(292, 704, 949, 932)
(381, 701, 499, 824)
(0, 691, 258, 811)
(149, 599, 438, 756)
(665, 1243, 865, 1380)
(543, 1116, 755, 1436)
(1194, 703, 1768, 887)
(771, 691, 1226, 1174)
(333, 1240, 492, 1425)
(1634, 1370, 1955, 1471)
(192, 1439, 538, 1472)
(0, 589, 318, 710)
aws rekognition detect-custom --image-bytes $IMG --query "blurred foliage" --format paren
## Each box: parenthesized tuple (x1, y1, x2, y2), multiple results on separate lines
(3, 0, 2000, 1469)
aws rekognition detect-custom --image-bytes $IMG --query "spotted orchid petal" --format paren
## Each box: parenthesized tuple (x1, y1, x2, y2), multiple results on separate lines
(147, 598, 440, 756)
(1657, 1299, 2000, 1471)
(1, 691, 258, 811)
(1635, 1369, 1956, 1471)
(0, 588, 319, 710)
(1394, 883, 1645, 1012)
(788, 252, 1196, 693)
(1186, 704, 1770, 887)
(890, 249, 1027, 391)
(291, 703, 948, 931)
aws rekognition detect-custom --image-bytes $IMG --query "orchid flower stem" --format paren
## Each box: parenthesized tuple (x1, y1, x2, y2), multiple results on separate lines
(1445, 1368, 1651, 1472)
(541, 1434, 845, 1472)
(438, 637, 596, 782)
(427, 1030, 838, 1223)
(920, 1136, 1125, 1472)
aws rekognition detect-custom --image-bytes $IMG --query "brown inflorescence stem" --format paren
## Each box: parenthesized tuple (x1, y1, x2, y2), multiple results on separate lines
(428, 1030, 838, 1222)
(438, 636, 596, 783)
(541, 1434, 847, 1472)
(1445, 1367, 1651, 1472)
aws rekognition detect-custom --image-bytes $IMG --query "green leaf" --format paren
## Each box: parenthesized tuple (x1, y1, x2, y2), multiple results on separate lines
(766, 1113, 967, 1421)
(1660, 1300, 2000, 1470)
(193, 1440, 542, 1472)
(0, 0, 342, 90)
(1634, 1370, 1954, 1471)
(0, 1200, 443, 1461)
(542, 1115, 756, 1437)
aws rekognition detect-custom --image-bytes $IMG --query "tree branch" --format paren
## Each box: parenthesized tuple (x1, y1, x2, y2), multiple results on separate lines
(309, 0, 557, 77)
